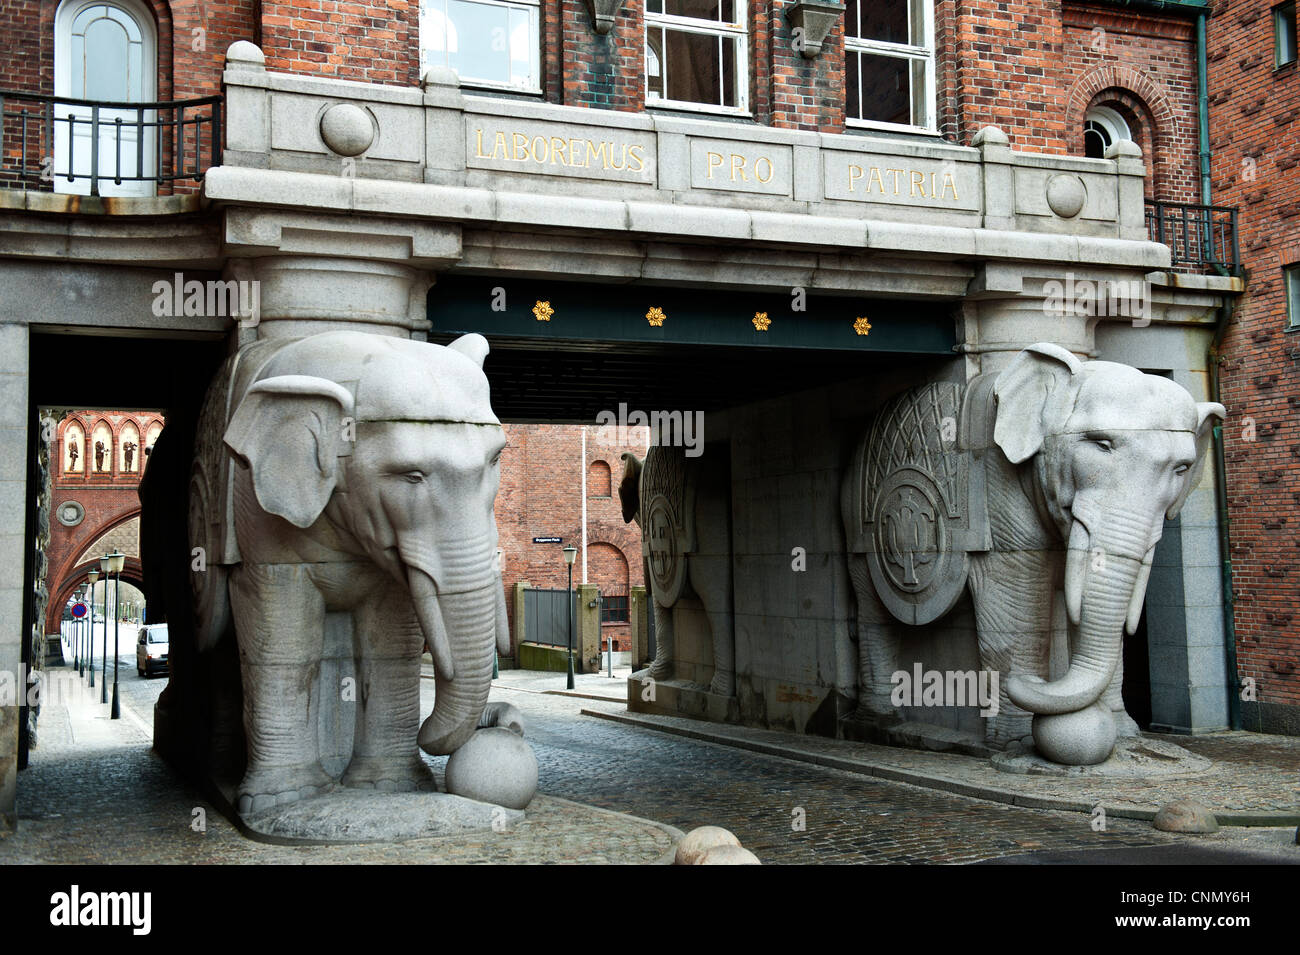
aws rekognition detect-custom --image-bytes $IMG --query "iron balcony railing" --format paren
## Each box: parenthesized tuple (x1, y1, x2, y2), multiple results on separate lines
(1145, 199, 1241, 275)
(0, 90, 221, 196)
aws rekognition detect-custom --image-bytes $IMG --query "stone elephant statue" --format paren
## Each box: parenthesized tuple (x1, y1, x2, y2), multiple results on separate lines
(619, 444, 735, 697)
(189, 329, 512, 815)
(842, 342, 1222, 764)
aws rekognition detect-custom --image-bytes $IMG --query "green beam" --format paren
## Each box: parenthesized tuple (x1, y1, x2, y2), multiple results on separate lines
(427, 278, 956, 354)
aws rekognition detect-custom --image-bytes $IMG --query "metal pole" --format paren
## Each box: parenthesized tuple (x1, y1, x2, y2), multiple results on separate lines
(100, 578, 108, 703)
(88, 585, 95, 688)
(110, 572, 120, 719)
(606, 597, 613, 679)
(566, 563, 575, 691)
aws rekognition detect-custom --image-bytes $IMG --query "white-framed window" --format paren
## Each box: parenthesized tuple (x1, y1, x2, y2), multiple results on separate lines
(1083, 105, 1130, 159)
(844, 0, 935, 132)
(645, 0, 748, 114)
(1285, 263, 1300, 329)
(54, 0, 158, 197)
(419, 0, 541, 93)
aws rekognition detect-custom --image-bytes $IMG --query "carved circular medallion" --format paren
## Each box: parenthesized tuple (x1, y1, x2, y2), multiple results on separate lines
(1045, 174, 1087, 219)
(57, 500, 85, 527)
(866, 467, 969, 627)
(645, 493, 686, 605)
(319, 103, 375, 157)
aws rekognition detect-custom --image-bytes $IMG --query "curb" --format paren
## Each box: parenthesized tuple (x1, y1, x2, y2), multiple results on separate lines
(581, 709, 1300, 828)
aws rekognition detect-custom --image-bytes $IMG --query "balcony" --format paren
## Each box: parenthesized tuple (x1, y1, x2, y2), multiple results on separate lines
(1145, 200, 1241, 275)
(0, 90, 222, 200)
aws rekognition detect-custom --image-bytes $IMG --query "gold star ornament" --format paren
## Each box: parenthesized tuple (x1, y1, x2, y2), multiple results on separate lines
(752, 312, 771, 331)
(853, 316, 872, 336)
(646, 306, 666, 327)
(533, 300, 554, 322)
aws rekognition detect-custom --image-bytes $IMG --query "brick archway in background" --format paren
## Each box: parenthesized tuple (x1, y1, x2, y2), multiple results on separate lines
(1067, 65, 1175, 198)
(43, 508, 144, 634)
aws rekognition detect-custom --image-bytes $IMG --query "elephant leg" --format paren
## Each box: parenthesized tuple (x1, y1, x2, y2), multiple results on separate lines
(691, 556, 735, 697)
(646, 600, 675, 681)
(969, 551, 1053, 750)
(705, 606, 735, 697)
(229, 561, 333, 814)
(342, 582, 432, 792)
(1100, 654, 1140, 737)
(847, 556, 902, 719)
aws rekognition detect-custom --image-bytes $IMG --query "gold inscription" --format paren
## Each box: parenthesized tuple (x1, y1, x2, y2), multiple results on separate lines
(846, 162, 960, 201)
(474, 127, 647, 174)
(705, 149, 779, 186)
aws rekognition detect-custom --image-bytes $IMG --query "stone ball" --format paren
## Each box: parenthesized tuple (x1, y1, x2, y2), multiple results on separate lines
(445, 726, 538, 811)
(1031, 703, 1116, 766)
(1045, 173, 1087, 219)
(319, 103, 375, 157)
(1153, 799, 1220, 834)
(674, 826, 741, 865)
(697, 845, 762, 865)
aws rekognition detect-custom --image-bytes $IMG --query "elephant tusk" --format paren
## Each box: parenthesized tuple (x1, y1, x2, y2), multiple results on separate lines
(1064, 520, 1089, 628)
(1125, 546, 1156, 637)
(408, 568, 455, 681)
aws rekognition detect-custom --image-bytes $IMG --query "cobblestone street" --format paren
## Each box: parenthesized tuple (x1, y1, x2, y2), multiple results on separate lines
(5, 661, 1295, 865)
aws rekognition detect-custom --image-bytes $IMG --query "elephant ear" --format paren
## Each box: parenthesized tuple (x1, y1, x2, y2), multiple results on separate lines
(224, 375, 356, 528)
(993, 342, 1083, 464)
(618, 452, 642, 525)
(1166, 401, 1225, 520)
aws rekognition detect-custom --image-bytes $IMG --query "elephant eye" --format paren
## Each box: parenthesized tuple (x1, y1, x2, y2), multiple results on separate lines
(1173, 462, 1191, 475)
(402, 471, 425, 484)
(1086, 435, 1114, 452)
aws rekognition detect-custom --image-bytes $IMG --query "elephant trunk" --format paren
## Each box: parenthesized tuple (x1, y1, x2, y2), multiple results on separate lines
(405, 538, 499, 757)
(1007, 507, 1155, 715)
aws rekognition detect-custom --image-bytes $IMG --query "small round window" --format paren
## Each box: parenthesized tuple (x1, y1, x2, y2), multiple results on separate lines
(1084, 105, 1131, 159)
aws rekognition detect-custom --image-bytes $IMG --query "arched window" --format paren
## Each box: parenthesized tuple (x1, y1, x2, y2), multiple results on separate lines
(1084, 105, 1131, 159)
(90, 420, 114, 474)
(119, 420, 140, 472)
(63, 421, 84, 474)
(588, 460, 612, 497)
(54, 0, 158, 197)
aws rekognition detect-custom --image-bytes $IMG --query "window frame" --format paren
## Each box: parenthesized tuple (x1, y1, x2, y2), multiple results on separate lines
(419, 0, 542, 95)
(644, 1, 750, 117)
(1285, 263, 1300, 330)
(1083, 104, 1131, 158)
(1275, 1, 1298, 68)
(843, 0, 937, 134)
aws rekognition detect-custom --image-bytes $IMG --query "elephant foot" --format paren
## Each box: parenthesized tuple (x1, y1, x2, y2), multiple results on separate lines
(237, 764, 336, 815)
(341, 754, 434, 793)
(646, 657, 674, 681)
(1112, 709, 1141, 738)
(985, 716, 1033, 751)
(709, 671, 735, 697)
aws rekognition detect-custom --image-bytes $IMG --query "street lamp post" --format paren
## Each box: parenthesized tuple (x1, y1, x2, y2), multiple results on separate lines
(99, 556, 110, 702)
(105, 551, 125, 719)
(563, 545, 577, 690)
(72, 588, 81, 673)
(86, 568, 99, 685)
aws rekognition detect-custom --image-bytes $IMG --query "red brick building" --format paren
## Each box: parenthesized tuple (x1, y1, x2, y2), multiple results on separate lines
(1209, 0, 1300, 735)
(497, 423, 648, 655)
(43, 410, 164, 633)
(2, 0, 1296, 749)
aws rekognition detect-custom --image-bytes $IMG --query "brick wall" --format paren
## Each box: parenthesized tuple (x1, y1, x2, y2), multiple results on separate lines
(42, 411, 163, 634)
(260, 0, 415, 85)
(496, 424, 647, 655)
(1209, 0, 1300, 726)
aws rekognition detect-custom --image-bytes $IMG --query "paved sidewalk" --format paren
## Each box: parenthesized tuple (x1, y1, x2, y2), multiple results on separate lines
(0, 666, 678, 865)
(583, 706, 1300, 825)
